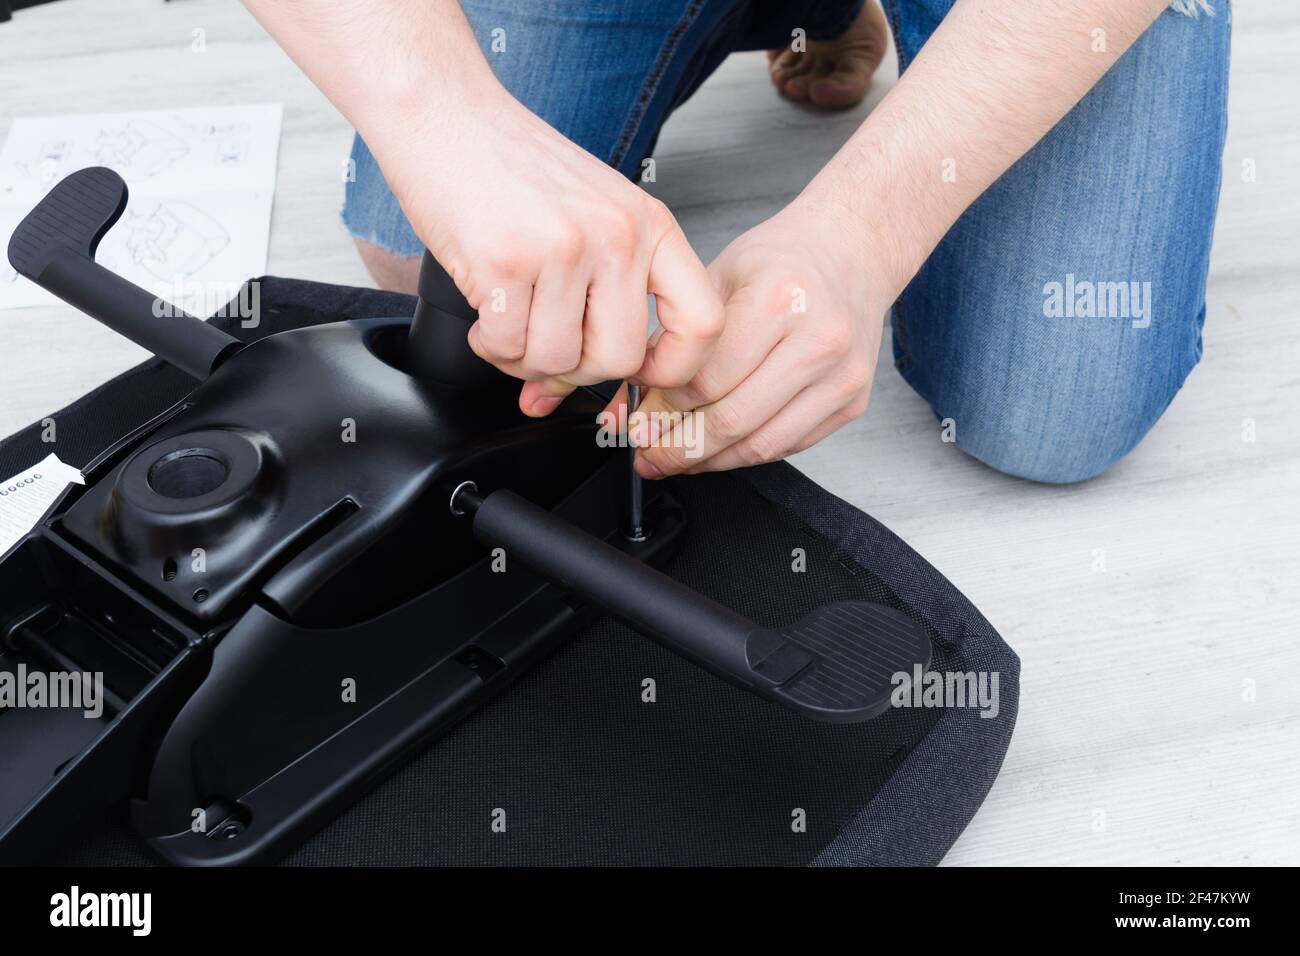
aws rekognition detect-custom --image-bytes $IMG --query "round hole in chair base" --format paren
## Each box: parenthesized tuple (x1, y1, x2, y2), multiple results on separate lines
(147, 448, 230, 499)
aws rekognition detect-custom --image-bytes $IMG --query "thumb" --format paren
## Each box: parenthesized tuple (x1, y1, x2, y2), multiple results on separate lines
(637, 225, 724, 388)
(518, 377, 577, 417)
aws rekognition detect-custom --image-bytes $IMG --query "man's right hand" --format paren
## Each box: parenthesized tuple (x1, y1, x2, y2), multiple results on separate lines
(242, 0, 723, 417)
(391, 100, 724, 416)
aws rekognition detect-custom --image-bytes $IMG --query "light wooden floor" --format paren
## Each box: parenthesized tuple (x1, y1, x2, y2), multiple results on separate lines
(1, 0, 1296, 865)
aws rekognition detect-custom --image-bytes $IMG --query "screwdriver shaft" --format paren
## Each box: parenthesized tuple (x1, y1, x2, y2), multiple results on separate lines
(625, 383, 647, 541)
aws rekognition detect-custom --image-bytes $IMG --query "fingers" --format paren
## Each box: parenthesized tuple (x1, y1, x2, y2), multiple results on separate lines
(786, 395, 870, 455)
(518, 377, 575, 417)
(467, 277, 533, 365)
(637, 223, 725, 389)
(633, 296, 785, 445)
(522, 267, 587, 378)
(575, 269, 651, 385)
(634, 336, 821, 478)
(462, 200, 714, 418)
(510, 267, 587, 416)
(518, 267, 651, 415)
(680, 383, 868, 475)
(478, 266, 586, 381)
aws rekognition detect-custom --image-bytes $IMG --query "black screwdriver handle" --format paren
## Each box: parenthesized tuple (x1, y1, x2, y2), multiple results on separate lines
(456, 485, 932, 723)
(7, 167, 241, 380)
(406, 250, 505, 388)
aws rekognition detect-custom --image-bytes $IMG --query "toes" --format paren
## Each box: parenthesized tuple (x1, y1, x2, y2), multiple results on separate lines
(783, 66, 818, 100)
(767, 48, 799, 73)
(809, 67, 871, 109)
(769, 50, 819, 100)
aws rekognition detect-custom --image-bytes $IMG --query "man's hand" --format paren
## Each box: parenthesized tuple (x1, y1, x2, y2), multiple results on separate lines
(394, 102, 724, 416)
(610, 0, 1172, 475)
(241, 0, 723, 417)
(618, 202, 885, 477)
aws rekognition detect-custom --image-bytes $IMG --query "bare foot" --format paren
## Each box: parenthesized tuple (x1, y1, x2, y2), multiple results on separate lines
(767, 1, 889, 109)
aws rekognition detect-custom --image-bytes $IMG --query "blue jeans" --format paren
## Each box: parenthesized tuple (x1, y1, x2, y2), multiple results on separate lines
(343, 0, 1231, 484)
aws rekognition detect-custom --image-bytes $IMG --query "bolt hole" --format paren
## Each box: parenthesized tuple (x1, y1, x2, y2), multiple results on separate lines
(216, 822, 243, 840)
(162, 557, 178, 581)
(193, 588, 209, 604)
(147, 447, 229, 499)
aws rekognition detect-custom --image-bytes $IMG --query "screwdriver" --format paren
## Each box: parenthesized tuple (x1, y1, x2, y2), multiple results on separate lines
(625, 383, 647, 542)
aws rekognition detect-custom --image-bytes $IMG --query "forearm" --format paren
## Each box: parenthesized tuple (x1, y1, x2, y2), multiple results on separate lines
(802, 0, 1170, 297)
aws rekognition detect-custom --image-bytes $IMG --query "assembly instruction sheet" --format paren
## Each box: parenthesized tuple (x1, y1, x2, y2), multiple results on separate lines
(0, 103, 282, 315)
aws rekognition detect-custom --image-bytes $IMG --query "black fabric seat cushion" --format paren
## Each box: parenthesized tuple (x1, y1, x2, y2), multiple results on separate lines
(0, 278, 1018, 866)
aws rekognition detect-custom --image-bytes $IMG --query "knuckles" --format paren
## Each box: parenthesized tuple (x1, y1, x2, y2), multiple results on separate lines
(483, 341, 527, 364)
(705, 400, 747, 444)
(693, 297, 727, 343)
(474, 312, 528, 362)
(641, 195, 675, 231)
(529, 348, 581, 377)
(836, 363, 872, 398)
(478, 239, 534, 283)
(737, 431, 783, 467)
(548, 224, 587, 269)
(761, 270, 810, 314)
(675, 363, 725, 407)
(805, 314, 854, 358)
(843, 394, 871, 420)
(599, 205, 644, 256)
(602, 352, 645, 381)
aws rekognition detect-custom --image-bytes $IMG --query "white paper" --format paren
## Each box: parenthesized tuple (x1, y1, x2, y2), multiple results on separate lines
(0, 453, 84, 556)
(0, 103, 281, 315)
